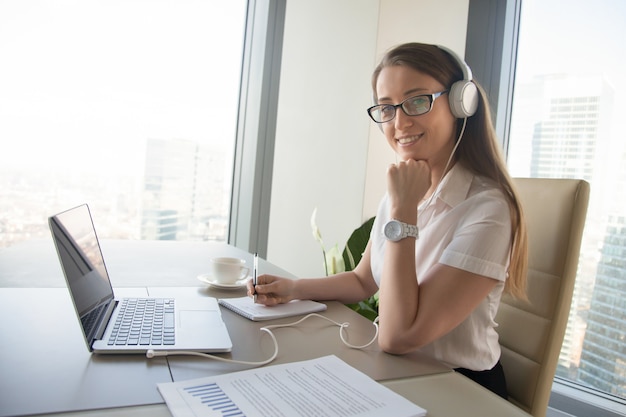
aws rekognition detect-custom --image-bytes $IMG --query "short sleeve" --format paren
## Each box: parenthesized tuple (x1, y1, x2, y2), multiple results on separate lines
(439, 190, 512, 281)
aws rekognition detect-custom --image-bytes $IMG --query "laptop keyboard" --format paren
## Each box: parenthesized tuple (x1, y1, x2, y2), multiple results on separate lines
(107, 298, 175, 346)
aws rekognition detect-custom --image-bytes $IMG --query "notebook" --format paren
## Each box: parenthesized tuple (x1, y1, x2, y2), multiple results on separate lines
(48, 204, 233, 354)
(219, 296, 327, 321)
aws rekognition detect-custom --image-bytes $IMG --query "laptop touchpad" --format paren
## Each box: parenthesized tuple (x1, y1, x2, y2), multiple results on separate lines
(180, 310, 222, 328)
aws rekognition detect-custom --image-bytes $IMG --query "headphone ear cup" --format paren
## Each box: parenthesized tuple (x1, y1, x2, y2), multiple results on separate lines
(449, 79, 478, 118)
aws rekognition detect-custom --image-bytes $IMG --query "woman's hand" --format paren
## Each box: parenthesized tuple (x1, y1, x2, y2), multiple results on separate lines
(247, 274, 296, 305)
(386, 159, 431, 215)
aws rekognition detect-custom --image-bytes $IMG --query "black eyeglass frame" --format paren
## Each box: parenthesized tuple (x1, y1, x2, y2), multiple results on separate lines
(367, 90, 449, 123)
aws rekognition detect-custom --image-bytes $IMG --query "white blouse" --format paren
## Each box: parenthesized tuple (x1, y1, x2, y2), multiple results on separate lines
(370, 163, 512, 370)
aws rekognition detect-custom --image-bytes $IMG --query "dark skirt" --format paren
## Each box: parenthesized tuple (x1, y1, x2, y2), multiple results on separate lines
(454, 360, 508, 399)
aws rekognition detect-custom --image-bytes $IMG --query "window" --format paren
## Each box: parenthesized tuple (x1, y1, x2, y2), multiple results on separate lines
(508, 0, 626, 403)
(0, 0, 246, 247)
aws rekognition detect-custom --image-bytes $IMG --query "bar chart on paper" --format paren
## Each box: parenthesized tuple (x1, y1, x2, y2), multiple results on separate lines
(183, 382, 244, 416)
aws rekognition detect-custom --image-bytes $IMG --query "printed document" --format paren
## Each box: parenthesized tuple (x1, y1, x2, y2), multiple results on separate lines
(158, 355, 426, 417)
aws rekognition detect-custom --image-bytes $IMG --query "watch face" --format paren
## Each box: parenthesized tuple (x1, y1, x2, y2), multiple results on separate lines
(384, 221, 402, 240)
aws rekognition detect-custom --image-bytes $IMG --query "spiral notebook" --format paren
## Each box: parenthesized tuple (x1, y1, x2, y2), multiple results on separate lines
(218, 296, 327, 321)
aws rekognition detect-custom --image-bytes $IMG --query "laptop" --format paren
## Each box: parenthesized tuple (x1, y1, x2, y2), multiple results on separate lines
(49, 204, 233, 354)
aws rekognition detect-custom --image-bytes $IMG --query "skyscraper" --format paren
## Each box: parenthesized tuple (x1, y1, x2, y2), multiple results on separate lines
(141, 138, 229, 241)
(578, 148, 626, 397)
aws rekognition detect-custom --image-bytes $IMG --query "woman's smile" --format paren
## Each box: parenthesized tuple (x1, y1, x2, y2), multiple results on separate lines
(396, 134, 423, 145)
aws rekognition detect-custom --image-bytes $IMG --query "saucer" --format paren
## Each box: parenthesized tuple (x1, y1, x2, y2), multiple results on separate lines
(197, 274, 248, 290)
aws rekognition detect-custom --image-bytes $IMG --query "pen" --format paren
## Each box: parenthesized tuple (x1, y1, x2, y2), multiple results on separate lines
(253, 253, 258, 302)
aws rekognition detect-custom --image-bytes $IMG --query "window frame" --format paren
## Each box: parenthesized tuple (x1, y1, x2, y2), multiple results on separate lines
(465, 1, 625, 415)
(229, 0, 286, 258)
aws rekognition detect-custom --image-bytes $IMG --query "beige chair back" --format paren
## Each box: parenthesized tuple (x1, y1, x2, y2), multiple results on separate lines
(496, 178, 590, 417)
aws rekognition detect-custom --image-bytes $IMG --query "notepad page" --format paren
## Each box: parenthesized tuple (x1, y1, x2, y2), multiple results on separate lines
(218, 296, 327, 321)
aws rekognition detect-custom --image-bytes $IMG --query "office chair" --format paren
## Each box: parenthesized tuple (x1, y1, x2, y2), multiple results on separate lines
(496, 178, 590, 417)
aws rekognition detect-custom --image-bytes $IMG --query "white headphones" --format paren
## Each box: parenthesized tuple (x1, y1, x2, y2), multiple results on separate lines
(436, 45, 478, 118)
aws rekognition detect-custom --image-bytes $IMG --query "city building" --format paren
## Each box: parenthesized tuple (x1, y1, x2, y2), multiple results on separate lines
(141, 138, 229, 242)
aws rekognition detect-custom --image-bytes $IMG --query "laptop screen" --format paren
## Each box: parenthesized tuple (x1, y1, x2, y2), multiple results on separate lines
(49, 204, 114, 318)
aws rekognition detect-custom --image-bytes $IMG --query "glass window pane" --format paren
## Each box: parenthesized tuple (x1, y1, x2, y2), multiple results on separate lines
(508, 0, 626, 399)
(0, 0, 246, 247)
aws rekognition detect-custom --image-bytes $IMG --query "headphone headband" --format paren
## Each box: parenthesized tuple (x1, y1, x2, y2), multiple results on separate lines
(436, 45, 473, 82)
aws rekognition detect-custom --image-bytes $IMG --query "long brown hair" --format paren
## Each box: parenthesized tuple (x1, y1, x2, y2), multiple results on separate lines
(372, 43, 527, 298)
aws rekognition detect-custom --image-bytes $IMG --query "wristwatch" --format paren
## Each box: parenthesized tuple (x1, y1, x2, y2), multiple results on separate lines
(383, 219, 419, 242)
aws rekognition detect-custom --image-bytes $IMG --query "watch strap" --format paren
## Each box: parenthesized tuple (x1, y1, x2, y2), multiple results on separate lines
(402, 222, 419, 239)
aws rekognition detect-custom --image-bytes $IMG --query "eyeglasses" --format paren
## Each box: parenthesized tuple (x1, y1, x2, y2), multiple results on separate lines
(367, 90, 449, 123)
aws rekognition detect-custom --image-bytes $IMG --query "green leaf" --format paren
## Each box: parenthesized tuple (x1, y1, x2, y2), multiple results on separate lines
(342, 216, 375, 271)
(345, 296, 379, 321)
(341, 217, 378, 321)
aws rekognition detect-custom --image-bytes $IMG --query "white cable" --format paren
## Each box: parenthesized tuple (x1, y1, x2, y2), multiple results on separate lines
(263, 313, 379, 349)
(146, 313, 379, 364)
(146, 327, 278, 366)
(421, 117, 467, 209)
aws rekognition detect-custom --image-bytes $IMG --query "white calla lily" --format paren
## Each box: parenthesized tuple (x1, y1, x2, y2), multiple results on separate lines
(325, 244, 345, 275)
(310, 207, 324, 246)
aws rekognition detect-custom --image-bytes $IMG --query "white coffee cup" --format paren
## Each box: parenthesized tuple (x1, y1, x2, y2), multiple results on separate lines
(210, 257, 250, 284)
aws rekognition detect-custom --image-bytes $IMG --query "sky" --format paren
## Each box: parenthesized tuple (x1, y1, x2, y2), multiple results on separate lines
(508, 0, 626, 176)
(2, 0, 624, 176)
(517, 0, 626, 86)
(0, 0, 246, 176)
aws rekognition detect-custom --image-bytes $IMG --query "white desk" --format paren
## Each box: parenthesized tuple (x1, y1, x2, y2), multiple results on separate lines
(24, 372, 533, 417)
(0, 238, 532, 417)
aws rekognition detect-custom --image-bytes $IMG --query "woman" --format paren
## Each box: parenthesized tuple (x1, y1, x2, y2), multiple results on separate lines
(248, 42, 527, 399)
